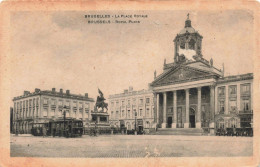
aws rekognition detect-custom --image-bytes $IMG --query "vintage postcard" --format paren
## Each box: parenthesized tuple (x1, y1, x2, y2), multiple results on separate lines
(0, 0, 259, 167)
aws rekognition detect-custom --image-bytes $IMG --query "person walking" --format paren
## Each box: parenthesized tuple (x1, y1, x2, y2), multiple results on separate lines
(42, 126, 47, 138)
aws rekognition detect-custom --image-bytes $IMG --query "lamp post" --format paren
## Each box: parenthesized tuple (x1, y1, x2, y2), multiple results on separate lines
(63, 106, 67, 129)
(15, 112, 19, 136)
(135, 111, 137, 135)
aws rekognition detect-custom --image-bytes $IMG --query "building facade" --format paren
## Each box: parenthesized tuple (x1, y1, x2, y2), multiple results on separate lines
(149, 16, 253, 134)
(12, 88, 95, 134)
(108, 87, 155, 131)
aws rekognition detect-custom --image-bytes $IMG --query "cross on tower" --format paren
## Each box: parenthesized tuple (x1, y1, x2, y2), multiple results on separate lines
(187, 13, 190, 19)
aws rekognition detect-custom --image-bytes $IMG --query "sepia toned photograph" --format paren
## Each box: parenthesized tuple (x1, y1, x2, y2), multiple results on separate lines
(0, 1, 259, 166)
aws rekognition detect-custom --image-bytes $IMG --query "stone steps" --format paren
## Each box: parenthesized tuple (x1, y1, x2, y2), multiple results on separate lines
(149, 128, 205, 136)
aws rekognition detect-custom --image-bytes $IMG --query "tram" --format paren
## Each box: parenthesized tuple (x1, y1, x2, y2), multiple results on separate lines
(31, 118, 83, 137)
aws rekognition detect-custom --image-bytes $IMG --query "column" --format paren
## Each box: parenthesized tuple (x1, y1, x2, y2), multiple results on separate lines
(172, 90, 177, 128)
(215, 86, 218, 114)
(48, 99, 51, 118)
(162, 92, 167, 128)
(184, 89, 190, 128)
(153, 93, 157, 123)
(88, 103, 91, 122)
(210, 85, 215, 134)
(82, 102, 85, 120)
(54, 99, 58, 117)
(70, 100, 73, 117)
(76, 101, 79, 119)
(196, 87, 202, 128)
(156, 94, 159, 124)
(237, 84, 240, 111)
(225, 86, 229, 115)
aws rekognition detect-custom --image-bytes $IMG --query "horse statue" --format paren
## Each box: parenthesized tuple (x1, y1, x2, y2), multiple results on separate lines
(95, 89, 108, 112)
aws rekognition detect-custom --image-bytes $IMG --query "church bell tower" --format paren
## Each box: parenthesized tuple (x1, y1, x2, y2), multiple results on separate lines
(173, 14, 203, 64)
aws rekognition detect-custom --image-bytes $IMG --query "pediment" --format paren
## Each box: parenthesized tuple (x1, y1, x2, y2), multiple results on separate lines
(152, 66, 213, 86)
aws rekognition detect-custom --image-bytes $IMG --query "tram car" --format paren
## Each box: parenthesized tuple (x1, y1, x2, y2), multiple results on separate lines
(31, 118, 83, 137)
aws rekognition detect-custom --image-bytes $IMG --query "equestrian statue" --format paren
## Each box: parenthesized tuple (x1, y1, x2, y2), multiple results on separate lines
(95, 88, 108, 112)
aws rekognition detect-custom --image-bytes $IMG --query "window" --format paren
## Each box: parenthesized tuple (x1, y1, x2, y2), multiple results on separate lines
(146, 108, 150, 117)
(219, 101, 225, 113)
(241, 84, 250, 94)
(133, 99, 136, 104)
(122, 110, 125, 117)
(85, 103, 89, 109)
(43, 99, 48, 104)
(146, 98, 150, 104)
(127, 100, 130, 105)
(139, 99, 143, 105)
(43, 108, 47, 117)
(59, 109, 62, 116)
(139, 109, 143, 116)
(51, 100, 55, 105)
(128, 110, 130, 118)
(58, 101, 63, 106)
(111, 111, 114, 119)
(73, 102, 77, 107)
(133, 109, 136, 117)
(218, 87, 225, 95)
(216, 118, 224, 129)
(122, 101, 125, 106)
(116, 111, 119, 118)
(116, 101, 119, 106)
(228, 118, 237, 128)
(79, 103, 83, 108)
(229, 100, 237, 112)
(111, 102, 114, 106)
(50, 109, 55, 116)
(242, 99, 250, 111)
(229, 85, 237, 95)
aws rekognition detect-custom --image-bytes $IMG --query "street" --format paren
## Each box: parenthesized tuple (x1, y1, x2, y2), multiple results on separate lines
(10, 134, 253, 157)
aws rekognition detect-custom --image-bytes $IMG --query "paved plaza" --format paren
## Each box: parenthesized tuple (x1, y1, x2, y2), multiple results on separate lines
(10, 134, 253, 158)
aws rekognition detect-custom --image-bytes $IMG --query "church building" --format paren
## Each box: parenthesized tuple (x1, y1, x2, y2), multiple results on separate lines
(150, 15, 253, 134)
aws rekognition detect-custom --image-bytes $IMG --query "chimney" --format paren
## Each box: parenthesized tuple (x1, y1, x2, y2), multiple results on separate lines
(85, 93, 88, 98)
(129, 86, 133, 92)
(35, 88, 40, 92)
(124, 89, 128, 94)
(52, 88, 56, 92)
(60, 89, 63, 94)
(66, 90, 70, 95)
(24, 91, 30, 95)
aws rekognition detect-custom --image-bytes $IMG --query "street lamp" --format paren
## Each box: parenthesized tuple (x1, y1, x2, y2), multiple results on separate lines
(63, 106, 67, 130)
(135, 111, 137, 135)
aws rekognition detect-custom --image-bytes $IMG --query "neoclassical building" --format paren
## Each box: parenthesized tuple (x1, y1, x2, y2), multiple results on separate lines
(12, 88, 95, 134)
(149, 16, 253, 134)
(108, 87, 154, 131)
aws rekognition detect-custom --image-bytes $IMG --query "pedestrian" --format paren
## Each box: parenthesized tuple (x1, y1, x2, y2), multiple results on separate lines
(94, 121, 98, 137)
(42, 126, 47, 138)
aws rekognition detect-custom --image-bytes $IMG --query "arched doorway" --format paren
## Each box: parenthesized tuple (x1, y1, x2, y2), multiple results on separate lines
(189, 108, 196, 128)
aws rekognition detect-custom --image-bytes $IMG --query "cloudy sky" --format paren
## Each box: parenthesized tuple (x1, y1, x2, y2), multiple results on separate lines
(10, 10, 254, 100)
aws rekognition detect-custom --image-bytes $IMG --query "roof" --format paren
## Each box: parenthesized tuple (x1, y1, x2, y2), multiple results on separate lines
(217, 73, 253, 84)
(13, 90, 94, 102)
(179, 27, 196, 35)
(109, 89, 153, 99)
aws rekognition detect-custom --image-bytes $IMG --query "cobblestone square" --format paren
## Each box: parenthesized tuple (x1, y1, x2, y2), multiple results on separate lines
(10, 135, 253, 158)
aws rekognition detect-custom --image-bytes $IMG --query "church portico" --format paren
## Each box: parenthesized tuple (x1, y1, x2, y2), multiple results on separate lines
(154, 84, 213, 130)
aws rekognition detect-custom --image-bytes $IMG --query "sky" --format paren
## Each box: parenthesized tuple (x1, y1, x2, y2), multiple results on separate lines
(9, 10, 254, 101)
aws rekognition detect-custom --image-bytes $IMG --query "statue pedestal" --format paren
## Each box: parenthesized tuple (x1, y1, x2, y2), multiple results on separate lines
(90, 111, 110, 128)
